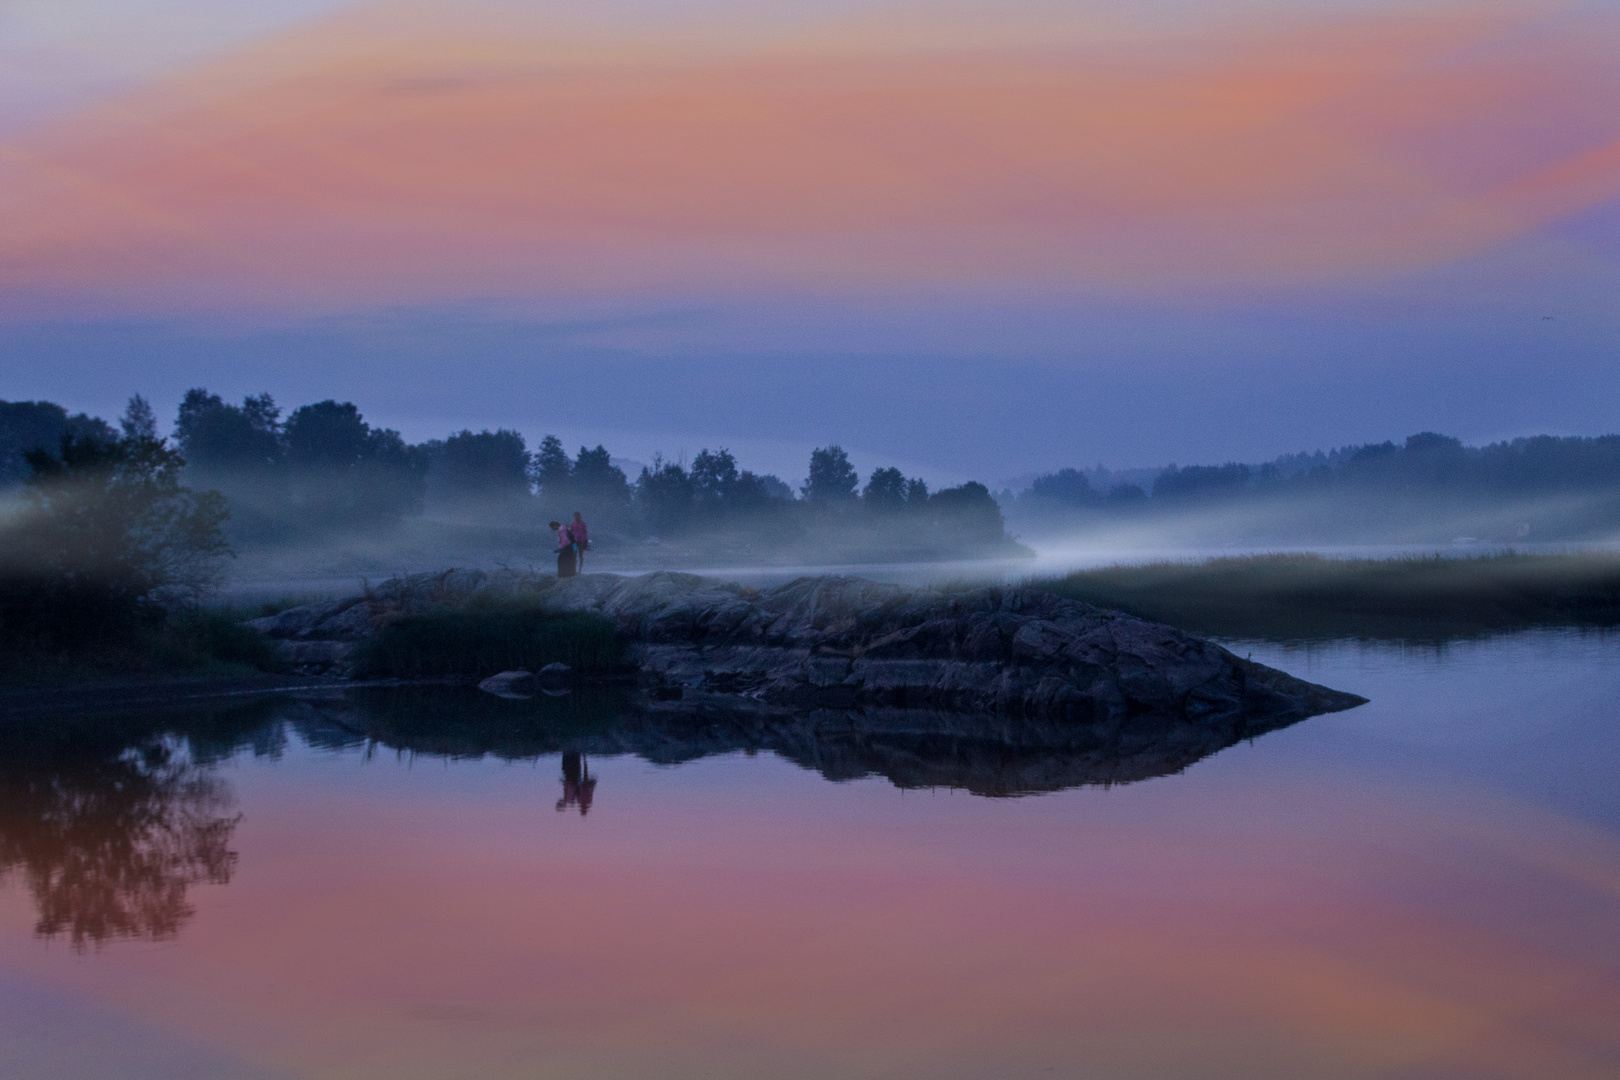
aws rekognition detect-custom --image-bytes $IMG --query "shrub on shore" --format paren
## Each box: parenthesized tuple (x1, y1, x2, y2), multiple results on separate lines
(349, 604, 622, 680)
(1, 606, 285, 686)
(0, 403, 279, 683)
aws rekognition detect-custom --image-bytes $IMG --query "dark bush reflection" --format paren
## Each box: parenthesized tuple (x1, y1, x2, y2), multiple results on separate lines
(0, 704, 274, 949)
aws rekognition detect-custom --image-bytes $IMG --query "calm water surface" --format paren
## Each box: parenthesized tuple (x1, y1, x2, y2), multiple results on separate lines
(3, 631, 1618, 1079)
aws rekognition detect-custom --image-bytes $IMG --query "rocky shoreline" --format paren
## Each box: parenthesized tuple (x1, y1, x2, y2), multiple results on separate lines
(248, 569, 1367, 727)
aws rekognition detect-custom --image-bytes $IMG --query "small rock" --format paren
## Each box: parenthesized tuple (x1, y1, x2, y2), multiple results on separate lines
(479, 670, 538, 699)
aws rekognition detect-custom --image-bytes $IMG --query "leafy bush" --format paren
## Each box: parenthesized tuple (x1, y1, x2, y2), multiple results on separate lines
(159, 609, 285, 672)
(349, 607, 621, 679)
(1, 420, 229, 654)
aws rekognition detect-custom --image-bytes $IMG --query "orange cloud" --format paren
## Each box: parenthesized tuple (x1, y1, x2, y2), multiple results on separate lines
(0, 0, 1615, 316)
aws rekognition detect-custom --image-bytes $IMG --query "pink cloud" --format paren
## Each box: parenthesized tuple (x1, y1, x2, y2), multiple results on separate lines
(0, 0, 1615, 317)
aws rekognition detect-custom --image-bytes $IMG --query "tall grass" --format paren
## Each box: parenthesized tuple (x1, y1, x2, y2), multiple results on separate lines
(349, 603, 622, 680)
(1036, 552, 1620, 641)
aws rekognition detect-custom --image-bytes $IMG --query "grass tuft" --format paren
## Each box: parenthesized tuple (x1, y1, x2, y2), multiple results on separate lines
(348, 603, 622, 680)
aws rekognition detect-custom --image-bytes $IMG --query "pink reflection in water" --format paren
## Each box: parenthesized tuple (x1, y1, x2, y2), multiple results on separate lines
(1, 738, 1617, 1080)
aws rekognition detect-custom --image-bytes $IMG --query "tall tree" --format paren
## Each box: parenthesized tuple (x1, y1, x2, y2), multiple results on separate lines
(570, 445, 631, 507)
(530, 435, 573, 499)
(863, 466, 907, 512)
(804, 445, 858, 503)
(904, 477, 930, 509)
(927, 482, 1007, 544)
(429, 430, 531, 504)
(1030, 467, 1097, 507)
(284, 401, 369, 471)
(172, 390, 281, 475)
(279, 401, 425, 526)
(0, 401, 115, 486)
(636, 456, 694, 532)
(691, 448, 739, 511)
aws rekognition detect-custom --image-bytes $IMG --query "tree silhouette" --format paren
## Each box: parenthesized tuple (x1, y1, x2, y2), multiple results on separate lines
(1030, 467, 1096, 506)
(530, 435, 572, 500)
(0, 733, 240, 950)
(636, 456, 695, 531)
(173, 390, 282, 475)
(805, 446, 858, 503)
(427, 429, 530, 506)
(0, 400, 116, 486)
(570, 444, 632, 514)
(692, 448, 740, 514)
(4, 408, 231, 649)
(863, 466, 907, 512)
(928, 482, 1006, 543)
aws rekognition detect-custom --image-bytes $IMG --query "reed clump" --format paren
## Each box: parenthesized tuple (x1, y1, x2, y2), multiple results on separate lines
(1037, 552, 1620, 641)
(349, 597, 622, 680)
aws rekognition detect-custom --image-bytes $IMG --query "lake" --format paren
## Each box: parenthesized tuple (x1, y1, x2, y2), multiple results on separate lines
(3, 629, 1618, 1079)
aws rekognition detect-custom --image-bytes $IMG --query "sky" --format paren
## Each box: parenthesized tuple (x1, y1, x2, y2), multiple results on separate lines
(1, 0, 1617, 484)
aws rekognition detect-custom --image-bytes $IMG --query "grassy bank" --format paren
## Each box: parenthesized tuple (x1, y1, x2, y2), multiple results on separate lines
(1036, 552, 1620, 641)
(349, 598, 622, 680)
(0, 606, 285, 687)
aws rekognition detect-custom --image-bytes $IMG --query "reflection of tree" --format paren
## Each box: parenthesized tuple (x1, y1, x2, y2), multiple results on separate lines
(0, 735, 240, 949)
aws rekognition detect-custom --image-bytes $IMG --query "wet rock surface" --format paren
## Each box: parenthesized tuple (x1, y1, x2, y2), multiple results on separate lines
(253, 569, 1365, 727)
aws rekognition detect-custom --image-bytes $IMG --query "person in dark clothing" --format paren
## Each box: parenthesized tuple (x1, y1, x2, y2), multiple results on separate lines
(550, 520, 576, 578)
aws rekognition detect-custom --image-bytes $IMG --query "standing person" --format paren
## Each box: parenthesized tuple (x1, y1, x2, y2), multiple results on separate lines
(569, 511, 589, 572)
(550, 520, 575, 578)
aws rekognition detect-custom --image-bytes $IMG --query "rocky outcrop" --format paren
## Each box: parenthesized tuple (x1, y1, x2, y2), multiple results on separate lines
(248, 569, 1365, 728)
(539, 572, 1364, 726)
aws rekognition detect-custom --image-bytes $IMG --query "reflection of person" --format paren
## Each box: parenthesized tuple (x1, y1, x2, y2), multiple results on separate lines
(556, 751, 597, 815)
(550, 520, 575, 578)
(569, 512, 589, 572)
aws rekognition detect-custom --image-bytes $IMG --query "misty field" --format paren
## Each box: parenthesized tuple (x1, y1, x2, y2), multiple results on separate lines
(1036, 552, 1620, 641)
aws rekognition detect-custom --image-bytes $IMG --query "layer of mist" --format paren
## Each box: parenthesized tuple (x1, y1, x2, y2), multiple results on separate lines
(1007, 432, 1620, 552)
(2, 394, 1027, 589)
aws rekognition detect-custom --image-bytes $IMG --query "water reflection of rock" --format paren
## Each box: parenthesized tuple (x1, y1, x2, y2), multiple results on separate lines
(0, 709, 270, 949)
(0, 682, 1304, 952)
(292, 686, 1304, 797)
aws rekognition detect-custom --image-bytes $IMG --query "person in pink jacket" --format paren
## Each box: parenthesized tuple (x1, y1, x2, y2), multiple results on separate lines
(550, 520, 575, 578)
(568, 512, 589, 571)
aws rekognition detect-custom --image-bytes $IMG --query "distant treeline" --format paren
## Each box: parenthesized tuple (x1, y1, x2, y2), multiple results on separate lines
(1014, 432, 1620, 542)
(0, 393, 1019, 556)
